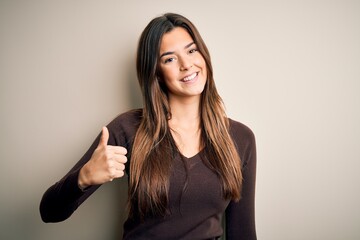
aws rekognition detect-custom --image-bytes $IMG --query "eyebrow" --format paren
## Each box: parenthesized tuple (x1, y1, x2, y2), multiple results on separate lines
(159, 42, 195, 59)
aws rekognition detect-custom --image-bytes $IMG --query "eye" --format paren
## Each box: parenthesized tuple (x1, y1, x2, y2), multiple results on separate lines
(189, 48, 198, 54)
(164, 57, 175, 64)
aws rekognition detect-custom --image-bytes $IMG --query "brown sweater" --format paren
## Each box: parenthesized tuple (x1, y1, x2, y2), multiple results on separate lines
(40, 109, 257, 240)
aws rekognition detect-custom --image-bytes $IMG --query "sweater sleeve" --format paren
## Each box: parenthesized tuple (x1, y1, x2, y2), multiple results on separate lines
(39, 109, 140, 223)
(225, 121, 257, 240)
(39, 124, 121, 223)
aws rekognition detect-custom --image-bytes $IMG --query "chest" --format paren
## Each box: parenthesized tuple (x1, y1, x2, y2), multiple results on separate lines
(168, 153, 229, 215)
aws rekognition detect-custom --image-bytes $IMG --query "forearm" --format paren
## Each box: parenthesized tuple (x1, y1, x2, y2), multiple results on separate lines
(40, 134, 102, 222)
(39, 168, 99, 222)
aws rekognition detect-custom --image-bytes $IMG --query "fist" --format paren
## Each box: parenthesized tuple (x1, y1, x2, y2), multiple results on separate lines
(78, 127, 127, 189)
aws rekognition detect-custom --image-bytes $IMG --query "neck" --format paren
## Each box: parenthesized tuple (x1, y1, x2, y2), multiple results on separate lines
(167, 96, 203, 157)
(168, 96, 201, 128)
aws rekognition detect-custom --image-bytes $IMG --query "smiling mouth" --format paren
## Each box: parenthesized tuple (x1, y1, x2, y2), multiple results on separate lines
(182, 72, 198, 82)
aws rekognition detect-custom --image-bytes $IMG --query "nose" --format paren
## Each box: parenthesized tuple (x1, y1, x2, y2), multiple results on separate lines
(179, 55, 193, 71)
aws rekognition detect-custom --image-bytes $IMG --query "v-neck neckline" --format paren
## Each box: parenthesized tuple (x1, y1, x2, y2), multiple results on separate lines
(168, 127, 204, 160)
(178, 147, 205, 160)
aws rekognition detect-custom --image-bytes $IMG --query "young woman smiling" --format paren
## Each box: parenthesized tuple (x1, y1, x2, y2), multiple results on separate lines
(40, 13, 257, 240)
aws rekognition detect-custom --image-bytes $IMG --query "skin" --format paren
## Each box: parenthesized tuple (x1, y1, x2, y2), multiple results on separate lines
(159, 27, 207, 103)
(159, 27, 207, 158)
(78, 27, 208, 188)
(78, 126, 127, 189)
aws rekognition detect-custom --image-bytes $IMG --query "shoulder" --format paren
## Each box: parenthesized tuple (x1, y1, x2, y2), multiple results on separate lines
(109, 108, 143, 128)
(228, 118, 256, 165)
(107, 108, 143, 147)
(228, 118, 255, 143)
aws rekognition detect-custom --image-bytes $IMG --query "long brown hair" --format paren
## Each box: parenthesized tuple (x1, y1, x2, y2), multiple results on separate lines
(129, 13, 242, 219)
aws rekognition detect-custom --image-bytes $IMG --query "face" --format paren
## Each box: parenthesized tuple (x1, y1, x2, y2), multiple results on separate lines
(158, 27, 207, 102)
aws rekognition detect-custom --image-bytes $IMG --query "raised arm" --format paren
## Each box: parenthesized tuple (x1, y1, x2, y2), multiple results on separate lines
(39, 127, 127, 223)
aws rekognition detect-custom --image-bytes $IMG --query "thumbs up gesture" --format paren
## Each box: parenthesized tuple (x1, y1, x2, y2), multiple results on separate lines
(78, 127, 128, 189)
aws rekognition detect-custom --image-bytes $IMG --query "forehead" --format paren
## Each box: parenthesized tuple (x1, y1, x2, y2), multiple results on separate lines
(160, 27, 194, 52)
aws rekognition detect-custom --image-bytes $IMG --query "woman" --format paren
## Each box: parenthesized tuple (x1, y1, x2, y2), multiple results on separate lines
(40, 13, 257, 240)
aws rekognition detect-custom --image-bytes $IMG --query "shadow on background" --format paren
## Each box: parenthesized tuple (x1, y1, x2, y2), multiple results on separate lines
(112, 57, 141, 239)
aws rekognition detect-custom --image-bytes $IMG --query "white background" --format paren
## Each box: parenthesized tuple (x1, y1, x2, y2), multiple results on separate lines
(1, 0, 359, 239)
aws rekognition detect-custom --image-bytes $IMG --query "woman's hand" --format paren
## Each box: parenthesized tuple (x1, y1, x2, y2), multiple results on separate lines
(78, 127, 127, 189)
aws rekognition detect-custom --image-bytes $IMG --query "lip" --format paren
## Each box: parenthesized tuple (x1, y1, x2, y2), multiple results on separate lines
(180, 72, 199, 83)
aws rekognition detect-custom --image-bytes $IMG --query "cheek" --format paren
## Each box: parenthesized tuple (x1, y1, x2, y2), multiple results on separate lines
(198, 58, 207, 77)
(161, 67, 178, 83)
(195, 55, 207, 70)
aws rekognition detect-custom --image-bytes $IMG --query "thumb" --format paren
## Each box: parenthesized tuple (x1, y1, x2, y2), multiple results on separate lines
(99, 126, 109, 146)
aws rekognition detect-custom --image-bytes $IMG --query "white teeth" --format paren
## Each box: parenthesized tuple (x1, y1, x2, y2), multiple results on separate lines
(183, 72, 197, 81)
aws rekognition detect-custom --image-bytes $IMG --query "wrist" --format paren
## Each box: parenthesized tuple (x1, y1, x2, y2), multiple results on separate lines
(78, 167, 90, 191)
